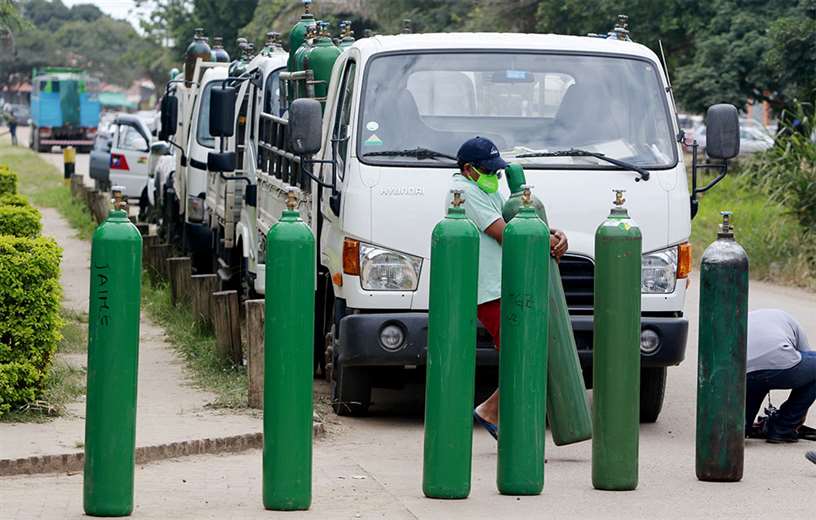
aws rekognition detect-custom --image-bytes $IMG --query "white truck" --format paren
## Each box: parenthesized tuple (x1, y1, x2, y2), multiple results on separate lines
(154, 60, 229, 270)
(205, 29, 738, 420)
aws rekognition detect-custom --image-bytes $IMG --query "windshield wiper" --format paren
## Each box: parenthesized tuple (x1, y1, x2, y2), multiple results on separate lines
(362, 147, 457, 161)
(516, 149, 650, 181)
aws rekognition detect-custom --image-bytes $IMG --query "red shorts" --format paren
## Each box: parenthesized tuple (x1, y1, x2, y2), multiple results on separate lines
(477, 299, 501, 350)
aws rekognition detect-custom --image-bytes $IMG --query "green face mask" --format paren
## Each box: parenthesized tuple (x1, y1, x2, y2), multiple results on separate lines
(472, 166, 499, 194)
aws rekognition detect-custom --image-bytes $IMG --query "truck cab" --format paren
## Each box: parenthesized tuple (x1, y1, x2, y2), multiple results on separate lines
(212, 29, 738, 422)
(159, 61, 228, 270)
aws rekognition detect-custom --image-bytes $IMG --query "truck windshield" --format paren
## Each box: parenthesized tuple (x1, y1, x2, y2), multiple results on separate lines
(358, 52, 676, 169)
(196, 83, 215, 148)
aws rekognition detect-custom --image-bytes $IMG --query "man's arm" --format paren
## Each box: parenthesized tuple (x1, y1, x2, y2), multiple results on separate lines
(484, 220, 569, 261)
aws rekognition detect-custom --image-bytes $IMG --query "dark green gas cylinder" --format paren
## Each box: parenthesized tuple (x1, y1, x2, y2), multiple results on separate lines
(211, 37, 230, 63)
(169, 67, 180, 80)
(288, 0, 316, 72)
(184, 28, 211, 85)
(292, 23, 318, 100)
(501, 165, 592, 446)
(497, 188, 549, 496)
(423, 190, 480, 499)
(305, 24, 342, 109)
(263, 190, 315, 510)
(83, 191, 142, 516)
(592, 190, 641, 491)
(696, 211, 749, 482)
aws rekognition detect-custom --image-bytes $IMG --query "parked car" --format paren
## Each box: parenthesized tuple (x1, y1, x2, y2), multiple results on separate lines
(695, 123, 774, 155)
(88, 113, 153, 199)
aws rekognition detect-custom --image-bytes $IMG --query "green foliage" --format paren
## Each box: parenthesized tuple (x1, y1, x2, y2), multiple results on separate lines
(0, 168, 16, 195)
(0, 204, 41, 237)
(741, 101, 816, 232)
(0, 143, 97, 239)
(0, 235, 63, 417)
(0, 193, 29, 206)
(690, 172, 810, 285)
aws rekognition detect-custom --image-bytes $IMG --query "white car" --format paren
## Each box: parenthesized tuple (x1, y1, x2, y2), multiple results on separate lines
(695, 123, 773, 155)
(108, 113, 153, 198)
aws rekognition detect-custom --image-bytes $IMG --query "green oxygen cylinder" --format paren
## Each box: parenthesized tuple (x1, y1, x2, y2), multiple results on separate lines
(497, 187, 549, 496)
(696, 211, 749, 482)
(288, 0, 316, 72)
(339, 20, 355, 49)
(423, 190, 480, 499)
(502, 164, 592, 446)
(592, 189, 642, 491)
(263, 190, 315, 511)
(305, 24, 342, 110)
(293, 23, 318, 99)
(83, 188, 142, 517)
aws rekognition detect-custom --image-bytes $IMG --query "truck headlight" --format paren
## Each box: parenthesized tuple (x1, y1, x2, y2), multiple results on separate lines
(641, 246, 677, 294)
(359, 243, 422, 291)
(187, 194, 205, 223)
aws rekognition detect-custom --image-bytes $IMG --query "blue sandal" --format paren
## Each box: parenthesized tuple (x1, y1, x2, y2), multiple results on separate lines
(473, 409, 498, 440)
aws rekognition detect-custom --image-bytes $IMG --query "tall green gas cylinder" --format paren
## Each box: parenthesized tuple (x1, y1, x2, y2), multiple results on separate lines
(83, 188, 142, 517)
(305, 24, 342, 110)
(263, 190, 315, 510)
(423, 190, 480, 499)
(502, 165, 592, 446)
(592, 190, 642, 491)
(287, 0, 316, 72)
(696, 211, 749, 482)
(497, 188, 549, 496)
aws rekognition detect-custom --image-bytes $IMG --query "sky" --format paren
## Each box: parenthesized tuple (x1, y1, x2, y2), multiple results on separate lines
(61, 0, 151, 30)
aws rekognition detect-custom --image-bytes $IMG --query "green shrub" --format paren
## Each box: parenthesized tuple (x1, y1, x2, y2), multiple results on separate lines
(0, 194, 30, 207)
(0, 235, 63, 416)
(0, 205, 42, 238)
(0, 169, 16, 195)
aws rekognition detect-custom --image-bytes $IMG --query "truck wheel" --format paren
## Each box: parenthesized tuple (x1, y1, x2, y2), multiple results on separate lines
(640, 366, 667, 423)
(331, 350, 371, 416)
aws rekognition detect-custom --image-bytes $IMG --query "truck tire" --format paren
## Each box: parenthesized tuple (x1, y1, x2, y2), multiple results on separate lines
(330, 338, 371, 417)
(640, 366, 667, 423)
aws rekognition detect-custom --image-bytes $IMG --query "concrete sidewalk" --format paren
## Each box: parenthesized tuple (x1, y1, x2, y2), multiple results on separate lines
(0, 156, 264, 473)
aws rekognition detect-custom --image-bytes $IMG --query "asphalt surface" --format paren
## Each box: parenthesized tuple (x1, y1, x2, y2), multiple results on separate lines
(2, 128, 815, 518)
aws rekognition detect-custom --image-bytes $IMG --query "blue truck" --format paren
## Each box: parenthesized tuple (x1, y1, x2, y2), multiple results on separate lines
(29, 67, 101, 153)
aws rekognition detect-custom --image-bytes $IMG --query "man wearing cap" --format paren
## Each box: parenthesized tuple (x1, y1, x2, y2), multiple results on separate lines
(448, 136, 568, 439)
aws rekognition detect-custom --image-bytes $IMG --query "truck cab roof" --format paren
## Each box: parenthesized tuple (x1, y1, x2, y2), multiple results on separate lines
(351, 32, 661, 63)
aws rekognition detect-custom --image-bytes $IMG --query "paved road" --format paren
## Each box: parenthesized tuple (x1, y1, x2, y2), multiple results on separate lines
(2, 130, 815, 518)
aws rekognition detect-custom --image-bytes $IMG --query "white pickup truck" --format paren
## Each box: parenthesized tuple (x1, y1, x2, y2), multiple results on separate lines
(204, 29, 738, 421)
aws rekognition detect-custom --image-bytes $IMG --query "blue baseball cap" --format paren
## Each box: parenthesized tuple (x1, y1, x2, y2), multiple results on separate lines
(457, 136, 508, 173)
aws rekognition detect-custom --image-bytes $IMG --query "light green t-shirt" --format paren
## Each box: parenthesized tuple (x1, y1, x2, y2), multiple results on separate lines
(446, 174, 505, 304)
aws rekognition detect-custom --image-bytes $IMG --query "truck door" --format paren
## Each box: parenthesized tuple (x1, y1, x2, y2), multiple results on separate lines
(320, 58, 356, 223)
(109, 121, 150, 198)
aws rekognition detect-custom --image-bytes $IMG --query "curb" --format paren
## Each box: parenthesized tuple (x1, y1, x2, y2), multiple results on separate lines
(0, 421, 325, 477)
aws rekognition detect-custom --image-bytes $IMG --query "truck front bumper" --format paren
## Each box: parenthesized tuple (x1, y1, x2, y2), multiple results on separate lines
(336, 312, 687, 369)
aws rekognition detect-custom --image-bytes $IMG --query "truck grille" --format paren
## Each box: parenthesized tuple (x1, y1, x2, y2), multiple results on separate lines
(558, 254, 594, 314)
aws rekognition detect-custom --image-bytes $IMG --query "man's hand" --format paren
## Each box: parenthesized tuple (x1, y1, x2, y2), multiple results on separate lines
(550, 229, 568, 260)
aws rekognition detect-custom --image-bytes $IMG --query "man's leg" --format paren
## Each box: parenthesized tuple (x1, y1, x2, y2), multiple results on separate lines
(766, 352, 816, 440)
(475, 299, 501, 425)
(745, 371, 770, 434)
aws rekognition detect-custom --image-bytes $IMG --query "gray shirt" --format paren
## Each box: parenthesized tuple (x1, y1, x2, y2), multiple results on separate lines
(747, 309, 811, 373)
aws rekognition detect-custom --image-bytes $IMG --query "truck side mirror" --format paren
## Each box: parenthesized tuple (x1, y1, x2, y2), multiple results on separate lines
(159, 95, 178, 141)
(210, 86, 236, 138)
(288, 98, 322, 156)
(207, 151, 236, 173)
(705, 104, 739, 160)
(150, 141, 171, 156)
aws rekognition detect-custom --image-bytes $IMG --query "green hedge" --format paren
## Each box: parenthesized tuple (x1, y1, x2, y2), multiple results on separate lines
(0, 235, 63, 416)
(0, 205, 42, 238)
(0, 194, 30, 207)
(0, 168, 16, 195)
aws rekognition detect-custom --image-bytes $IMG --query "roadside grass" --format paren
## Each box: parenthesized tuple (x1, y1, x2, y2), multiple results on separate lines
(0, 143, 96, 239)
(141, 280, 248, 409)
(689, 170, 812, 287)
(0, 308, 88, 423)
